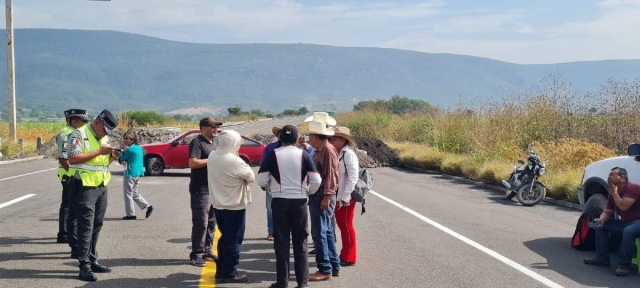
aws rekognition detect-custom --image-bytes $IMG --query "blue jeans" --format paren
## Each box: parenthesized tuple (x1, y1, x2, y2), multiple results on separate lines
(309, 194, 340, 275)
(596, 219, 640, 266)
(266, 192, 273, 235)
(214, 209, 246, 279)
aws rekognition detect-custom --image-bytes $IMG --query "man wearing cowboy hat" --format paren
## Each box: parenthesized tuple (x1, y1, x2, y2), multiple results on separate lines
(259, 126, 284, 241)
(302, 121, 341, 281)
(55, 109, 90, 247)
(330, 126, 359, 266)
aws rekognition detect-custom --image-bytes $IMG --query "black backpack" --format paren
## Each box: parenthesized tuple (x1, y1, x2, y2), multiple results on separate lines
(571, 213, 596, 251)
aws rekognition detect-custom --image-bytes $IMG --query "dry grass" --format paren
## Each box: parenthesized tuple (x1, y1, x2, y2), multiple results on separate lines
(336, 76, 639, 203)
(0, 122, 65, 157)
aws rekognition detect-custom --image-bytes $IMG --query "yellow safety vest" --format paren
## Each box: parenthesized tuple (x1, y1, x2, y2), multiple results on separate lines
(76, 125, 111, 187)
(57, 126, 76, 181)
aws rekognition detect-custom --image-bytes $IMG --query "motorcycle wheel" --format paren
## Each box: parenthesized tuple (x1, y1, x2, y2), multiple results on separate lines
(516, 181, 546, 206)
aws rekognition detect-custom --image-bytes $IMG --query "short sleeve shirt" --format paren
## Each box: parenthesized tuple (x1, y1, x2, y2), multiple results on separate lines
(606, 182, 640, 222)
(55, 126, 73, 160)
(189, 134, 217, 194)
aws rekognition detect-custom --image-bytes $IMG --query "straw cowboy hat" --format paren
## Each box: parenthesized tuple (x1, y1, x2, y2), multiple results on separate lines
(272, 126, 283, 137)
(333, 126, 356, 148)
(302, 121, 335, 136)
(304, 112, 336, 127)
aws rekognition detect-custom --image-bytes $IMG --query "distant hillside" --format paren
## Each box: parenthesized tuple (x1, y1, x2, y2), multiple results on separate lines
(0, 28, 640, 116)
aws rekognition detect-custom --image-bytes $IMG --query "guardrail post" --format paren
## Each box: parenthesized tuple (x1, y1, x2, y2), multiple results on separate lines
(0, 136, 3, 157)
(37, 137, 42, 149)
(18, 138, 23, 156)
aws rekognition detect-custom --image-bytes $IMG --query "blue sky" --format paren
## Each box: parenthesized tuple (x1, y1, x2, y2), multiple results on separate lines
(8, 0, 640, 64)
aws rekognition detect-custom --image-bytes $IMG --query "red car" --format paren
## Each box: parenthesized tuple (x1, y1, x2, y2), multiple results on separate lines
(141, 129, 266, 176)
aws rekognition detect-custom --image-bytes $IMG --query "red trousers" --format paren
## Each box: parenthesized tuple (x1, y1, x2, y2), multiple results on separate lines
(335, 199, 357, 264)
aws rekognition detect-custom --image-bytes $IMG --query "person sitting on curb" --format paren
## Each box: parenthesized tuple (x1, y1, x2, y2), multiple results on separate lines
(584, 167, 640, 276)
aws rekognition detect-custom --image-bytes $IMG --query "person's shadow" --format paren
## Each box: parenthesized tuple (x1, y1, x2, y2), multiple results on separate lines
(524, 237, 640, 287)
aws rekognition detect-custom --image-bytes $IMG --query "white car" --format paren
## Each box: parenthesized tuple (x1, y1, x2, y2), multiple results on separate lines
(578, 143, 640, 220)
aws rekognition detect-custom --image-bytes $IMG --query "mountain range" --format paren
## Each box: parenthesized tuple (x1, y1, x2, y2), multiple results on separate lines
(1, 28, 640, 116)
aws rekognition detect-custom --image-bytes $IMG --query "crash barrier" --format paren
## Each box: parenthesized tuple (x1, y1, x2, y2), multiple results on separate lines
(257, 118, 273, 122)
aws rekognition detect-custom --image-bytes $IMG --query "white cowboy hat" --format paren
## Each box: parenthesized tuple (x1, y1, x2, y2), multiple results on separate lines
(332, 126, 356, 148)
(302, 121, 335, 136)
(304, 112, 337, 127)
(272, 126, 283, 137)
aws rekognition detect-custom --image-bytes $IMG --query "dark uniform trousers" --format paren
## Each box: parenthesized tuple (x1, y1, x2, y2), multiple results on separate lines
(190, 192, 216, 259)
(70, 179, 108, 267)
(272, 198, 309, 287)
(58, 175, 78, 253)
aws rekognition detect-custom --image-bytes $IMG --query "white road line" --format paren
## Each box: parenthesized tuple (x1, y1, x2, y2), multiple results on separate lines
(369, 190, 564, 288)
(0, 194, 36, 209)
(0, 168, 57, 182)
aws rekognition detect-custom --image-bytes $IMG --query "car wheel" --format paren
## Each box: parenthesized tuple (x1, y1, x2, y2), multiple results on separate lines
(583, 192, 622, 249)
(583, 193, 607, 220)
(145, 156, 164, 176)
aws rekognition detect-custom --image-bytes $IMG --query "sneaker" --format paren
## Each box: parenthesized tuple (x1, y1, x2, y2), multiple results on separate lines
(204, 252, 218, 261)
(90, 262, 112, 273)
(122, 216, 137, 220)
(145, 206, 154, 219)
(190, 257, 206, 267)
(340, 260, 355, 266)
(79, 266, 97, 282)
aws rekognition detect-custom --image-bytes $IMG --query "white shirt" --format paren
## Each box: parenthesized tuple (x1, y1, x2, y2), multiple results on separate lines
(337, 146, 359, 203)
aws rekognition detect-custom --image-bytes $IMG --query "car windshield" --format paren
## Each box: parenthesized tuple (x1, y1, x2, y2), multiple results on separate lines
(167, 130, 192, 144)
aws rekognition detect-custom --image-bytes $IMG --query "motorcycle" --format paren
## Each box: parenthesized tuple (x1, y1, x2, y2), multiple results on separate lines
(501, 144, 548, 206)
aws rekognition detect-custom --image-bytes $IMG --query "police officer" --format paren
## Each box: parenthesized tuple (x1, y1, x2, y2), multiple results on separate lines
(55, 109, 89, 254)
(67, 109, 120, 282)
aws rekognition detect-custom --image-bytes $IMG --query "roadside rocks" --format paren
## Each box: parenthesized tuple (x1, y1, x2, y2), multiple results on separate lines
(249, 133, 399, 168)
(34, 127, 180, 160)
(353, 137, 400, 168)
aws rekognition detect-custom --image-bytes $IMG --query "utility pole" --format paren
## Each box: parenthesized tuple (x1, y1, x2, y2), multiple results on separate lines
(5, 0, 16, 141)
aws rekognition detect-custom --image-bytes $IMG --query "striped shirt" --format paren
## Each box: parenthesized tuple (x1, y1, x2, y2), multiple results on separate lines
(257, 145, 321, 199)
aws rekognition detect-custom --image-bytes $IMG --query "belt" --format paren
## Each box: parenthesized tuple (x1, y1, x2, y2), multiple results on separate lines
(75, 164, 108, 172)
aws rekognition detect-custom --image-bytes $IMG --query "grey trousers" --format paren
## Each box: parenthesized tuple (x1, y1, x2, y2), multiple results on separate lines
(70, 180, 108, 267)
(123, 176, 150, 217)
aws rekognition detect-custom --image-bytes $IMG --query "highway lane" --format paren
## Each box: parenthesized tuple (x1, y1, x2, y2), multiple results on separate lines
(1, 117, 638, 287)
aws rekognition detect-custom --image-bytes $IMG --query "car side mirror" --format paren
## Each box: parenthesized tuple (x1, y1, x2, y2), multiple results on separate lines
(628, 143, 640, 156)
(170, 141, 179, 147)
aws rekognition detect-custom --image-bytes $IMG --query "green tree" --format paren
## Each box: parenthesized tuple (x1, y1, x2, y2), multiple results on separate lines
(298, 106, 309, 115)
(228, 106, 242, 115)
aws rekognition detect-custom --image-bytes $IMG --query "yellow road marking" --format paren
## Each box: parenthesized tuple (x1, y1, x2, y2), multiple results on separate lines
(199, 228, 221, 288)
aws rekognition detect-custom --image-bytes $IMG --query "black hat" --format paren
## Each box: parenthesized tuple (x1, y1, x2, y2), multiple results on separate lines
(98, 110, 118, 136)
(199, 117, 223, 128)
(279, 125, 299, 144)
(64, 109, 90, 121)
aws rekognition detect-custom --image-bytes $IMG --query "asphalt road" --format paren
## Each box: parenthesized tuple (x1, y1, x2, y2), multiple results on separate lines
(0, 117, 638, 288)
